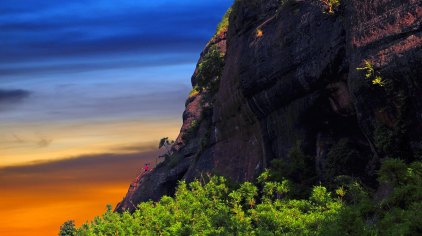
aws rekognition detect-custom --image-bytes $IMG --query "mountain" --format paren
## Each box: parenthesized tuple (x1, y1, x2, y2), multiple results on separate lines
(116, 0, 422, 213)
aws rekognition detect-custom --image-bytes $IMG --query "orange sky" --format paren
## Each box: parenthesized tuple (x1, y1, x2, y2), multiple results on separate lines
(0, 149, 163, 235)
(0, 118, 181, 235)
(0, 1, 234, 235)
(0, 118, 181, 166)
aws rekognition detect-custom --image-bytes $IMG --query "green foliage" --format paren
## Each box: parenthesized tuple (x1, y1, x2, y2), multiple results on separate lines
(267, 142, 316, 196)
(189, 85, 200, 97)
(378, 158, 408, 186)
(377, 159, 422, 234)
(72, 160, 422, 235)
(321, 0, 340, 14)
(335, 186, 346, 200)
(75, 177, 345, 235)
(310, 186, 332, 206)
(374, 120, 413, 161)
(215, 7, 232, 35)
(183, 119, 199, 140)
(357, 60, 385, 86)
(325, 139, 368, 181)
(196, 45, 224, 93)
(59, 220, 76, 236)
(374, 123, 395, 154)
(373, 81, 415, 160)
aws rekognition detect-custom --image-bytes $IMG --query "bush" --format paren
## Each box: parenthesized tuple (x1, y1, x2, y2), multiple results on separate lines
(268, 142, 316, 196)
(196, 45, 224, 92)
(377, 159, 422, 234)
(73, 176, 344, 235)
(215, 8, 232, 35)
(357, 60, 385, 86)
(325, 138, 368, 180)
(183, 119, 199, 140)
(59, 220, 76, 236)
(321, 0, 341, 14)
(70, 160, 422, 235)
(189, 85, 200, 97)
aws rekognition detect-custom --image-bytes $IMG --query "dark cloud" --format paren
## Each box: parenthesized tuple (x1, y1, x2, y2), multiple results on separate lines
(0, 134, 53, 150)
(37, 137, 53, 148)
(0, 54, 196, 76)
(1, 27, 209, 62)
(0, 146, 161, 235)
(0, 89, 31, 104)
(0, 148, 159, 187)
(0, 0, 233, 74)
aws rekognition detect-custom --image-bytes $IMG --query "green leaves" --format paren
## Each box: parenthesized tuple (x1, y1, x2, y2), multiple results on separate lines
(321, 0, 340, 14)
(59, 220, 76, 236)
(73, 178, 342, 235)
(356, 60, 385, 87)
(196, 45, 224, 92)
(215, 7, 232, 35)
(71, 160, 421, 235)
(310, 186, 332, 207)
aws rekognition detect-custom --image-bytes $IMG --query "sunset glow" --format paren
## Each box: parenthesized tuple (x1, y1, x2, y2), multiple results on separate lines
(0, 0, 232, 235)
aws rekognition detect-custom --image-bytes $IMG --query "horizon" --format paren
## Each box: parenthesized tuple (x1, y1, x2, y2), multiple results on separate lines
(0, 0, 233, 235)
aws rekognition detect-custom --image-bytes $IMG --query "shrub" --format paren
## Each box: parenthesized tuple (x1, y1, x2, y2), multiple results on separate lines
(325, 139, 368, 180)
(215, 7, 232, 35)
(377, 159, 422, 234)
(73, 159, 422, 235)
(268, 142, 316, 196)
(321, 0, 340, 14)
(196, 45, 224, 91)
(183, 119, 199, 140)
(378, 158, 408, 186)
(357, 60, 385, 86)
(59, 220, 76, 236)
(189, 85, 200, 97)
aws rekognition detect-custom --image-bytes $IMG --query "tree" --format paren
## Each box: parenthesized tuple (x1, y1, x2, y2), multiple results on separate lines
(59, 220, 76, 236)
(158, 137, 174, 159)
(321, 0, 340, 14)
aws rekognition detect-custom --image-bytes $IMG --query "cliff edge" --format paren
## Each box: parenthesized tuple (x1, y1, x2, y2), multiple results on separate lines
(116, 0, 421, 212)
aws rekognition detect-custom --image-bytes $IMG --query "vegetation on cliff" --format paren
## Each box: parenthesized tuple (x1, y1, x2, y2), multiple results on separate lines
(215, 7, 232, 35)
(196, 45, 225, 94)
(61, 0, 422, 234)
(62, 159, 421, 235)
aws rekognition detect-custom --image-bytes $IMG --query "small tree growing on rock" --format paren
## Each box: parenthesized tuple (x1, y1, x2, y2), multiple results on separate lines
(321, 0, 340, 14)
(159, 137, 174, 159)
(59, 220, 76, 236)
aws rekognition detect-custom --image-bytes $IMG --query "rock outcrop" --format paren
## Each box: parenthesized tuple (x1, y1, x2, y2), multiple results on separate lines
(116, 0, 421, 212)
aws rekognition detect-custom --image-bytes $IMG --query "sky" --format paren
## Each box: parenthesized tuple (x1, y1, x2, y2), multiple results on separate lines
(0, 0, 233, 235)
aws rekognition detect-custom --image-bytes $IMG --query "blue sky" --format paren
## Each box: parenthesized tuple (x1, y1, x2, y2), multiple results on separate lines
(0, 0, 232, 89)
(0, 0, 233, 167)
(1, 0, 231, 65)
(0, 1, 233, 234)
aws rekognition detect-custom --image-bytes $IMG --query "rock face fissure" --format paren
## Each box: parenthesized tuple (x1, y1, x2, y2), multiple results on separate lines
(116, 0, 421, 212)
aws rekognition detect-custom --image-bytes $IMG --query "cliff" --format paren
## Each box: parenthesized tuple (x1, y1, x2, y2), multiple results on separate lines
(116, 0, 421, 212)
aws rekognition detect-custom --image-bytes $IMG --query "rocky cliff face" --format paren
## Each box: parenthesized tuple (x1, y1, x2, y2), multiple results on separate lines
(116, 0, 421, 212)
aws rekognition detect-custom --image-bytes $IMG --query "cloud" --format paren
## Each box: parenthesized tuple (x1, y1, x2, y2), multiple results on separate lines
(0, 89, 31, 104)
(37, 137, 53, 148)
(0, 147, 160, 235)
(0, 149, 159, 188)
(0, 54, 197, 76)
(0, 0, 233, 75)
